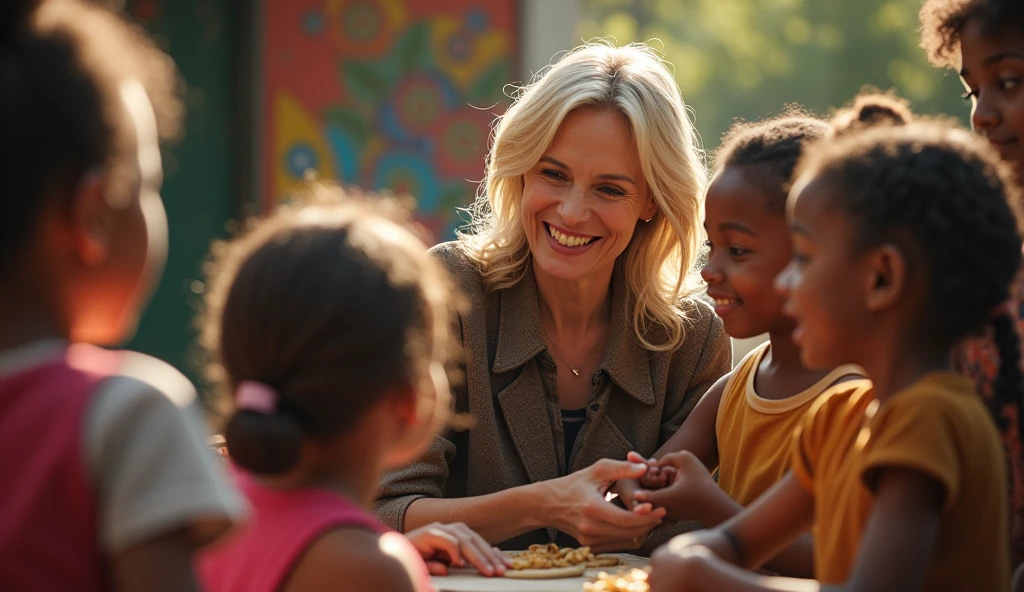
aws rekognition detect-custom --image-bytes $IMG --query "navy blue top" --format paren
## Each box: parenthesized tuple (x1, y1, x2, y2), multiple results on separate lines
(561, 408, 587, 471)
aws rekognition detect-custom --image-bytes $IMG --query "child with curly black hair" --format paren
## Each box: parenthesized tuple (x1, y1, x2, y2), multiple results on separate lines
(649, 114, 1020, 590)
(921, 0, 1024, 576)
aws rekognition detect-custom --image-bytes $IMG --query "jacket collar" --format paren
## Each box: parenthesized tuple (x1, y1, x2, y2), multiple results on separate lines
(493, 260, 656, 405)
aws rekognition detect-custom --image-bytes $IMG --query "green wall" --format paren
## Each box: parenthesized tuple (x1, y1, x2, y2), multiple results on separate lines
(127, 0, 236, 387)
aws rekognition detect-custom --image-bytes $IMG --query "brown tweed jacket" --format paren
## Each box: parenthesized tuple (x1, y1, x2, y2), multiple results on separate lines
(374, 241, 731, 554)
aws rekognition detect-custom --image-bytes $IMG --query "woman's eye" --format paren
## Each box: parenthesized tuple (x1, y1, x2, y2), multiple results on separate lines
(792, 252, 810, 265)
(728, 246, 750, 257)
(598, 185, 626, 197)
(540, 169, 567, 181)
(1000, 77, 1021, 92)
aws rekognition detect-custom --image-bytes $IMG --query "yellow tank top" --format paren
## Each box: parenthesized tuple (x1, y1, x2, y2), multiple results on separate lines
(715, 342, 864, 506)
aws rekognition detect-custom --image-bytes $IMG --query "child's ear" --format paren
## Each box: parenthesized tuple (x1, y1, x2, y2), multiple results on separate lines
(864, 243, 907, 312)
(391, 383, 421, 426)
(70, 171, 113, 266)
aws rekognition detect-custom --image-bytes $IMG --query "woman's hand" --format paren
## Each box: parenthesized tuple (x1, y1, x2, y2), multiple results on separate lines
(633, 450, 722, 523)
(405, 522, 512, 577)
(539, 459, 668, 553)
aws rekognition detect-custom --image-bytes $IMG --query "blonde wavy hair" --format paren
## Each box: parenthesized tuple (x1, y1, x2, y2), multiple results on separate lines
(458, 41, 707, 352)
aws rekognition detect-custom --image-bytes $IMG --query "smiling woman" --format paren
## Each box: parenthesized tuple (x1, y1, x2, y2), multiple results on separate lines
(374, 42, 732, 556)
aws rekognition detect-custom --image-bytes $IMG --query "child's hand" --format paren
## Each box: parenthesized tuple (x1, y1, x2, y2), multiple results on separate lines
(405, 522, 512, 577)
(632, 451, 718, 522)
(649, 538, 722, 592)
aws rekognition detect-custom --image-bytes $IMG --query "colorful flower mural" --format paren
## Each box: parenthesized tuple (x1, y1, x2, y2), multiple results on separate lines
(264, 0, 517, 241)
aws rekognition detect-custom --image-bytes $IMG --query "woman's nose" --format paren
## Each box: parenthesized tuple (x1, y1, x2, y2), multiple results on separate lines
(557, 187, 589, 226)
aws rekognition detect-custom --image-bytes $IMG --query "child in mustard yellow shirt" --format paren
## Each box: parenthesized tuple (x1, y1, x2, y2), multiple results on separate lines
(651, 109, 1018, 590)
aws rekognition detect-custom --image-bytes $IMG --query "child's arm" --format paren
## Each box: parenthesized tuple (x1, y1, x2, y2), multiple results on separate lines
(616, 372, 731, 511)
(404, 521, 512, 576)
(635, 452, 814, 577)
(284, 529, 419, 592)
(111, 529, 201, 592)
(651, 468, 944, 592)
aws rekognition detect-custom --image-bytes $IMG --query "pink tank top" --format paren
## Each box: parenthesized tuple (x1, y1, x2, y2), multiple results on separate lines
(199, 472, 435, 592)
(0, 343, 123, 591)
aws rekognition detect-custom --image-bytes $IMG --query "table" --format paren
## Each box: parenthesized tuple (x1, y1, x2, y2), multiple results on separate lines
(431, 554, 649, 592)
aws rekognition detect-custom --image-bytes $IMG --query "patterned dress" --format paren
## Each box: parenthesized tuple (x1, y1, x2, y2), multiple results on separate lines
(956, 280, 1024, 570)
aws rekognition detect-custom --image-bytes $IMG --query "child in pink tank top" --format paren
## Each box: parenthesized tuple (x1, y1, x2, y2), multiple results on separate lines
(197, 192, 510, 592)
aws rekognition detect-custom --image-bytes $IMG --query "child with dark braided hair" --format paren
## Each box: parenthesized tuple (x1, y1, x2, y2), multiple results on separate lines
(920, 0, 1024, 580)
(649, 113, 1020, 590)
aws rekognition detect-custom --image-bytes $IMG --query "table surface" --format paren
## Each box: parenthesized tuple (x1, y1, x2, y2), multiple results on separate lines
(431, 554, 649, 592)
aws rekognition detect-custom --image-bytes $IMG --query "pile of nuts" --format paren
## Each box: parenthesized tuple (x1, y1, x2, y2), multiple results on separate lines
(582, 568, 650, 591)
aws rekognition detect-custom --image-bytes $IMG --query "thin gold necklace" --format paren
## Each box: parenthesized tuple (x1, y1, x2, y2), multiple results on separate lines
(541, 324, 605, 377)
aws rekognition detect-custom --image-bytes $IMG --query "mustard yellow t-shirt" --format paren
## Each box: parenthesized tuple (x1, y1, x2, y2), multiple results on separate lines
(792, 373, 1009, 590)
(716, 342, 862, 506)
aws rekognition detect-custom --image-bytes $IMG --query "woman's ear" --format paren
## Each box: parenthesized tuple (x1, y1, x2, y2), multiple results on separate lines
(641, 196, 658, 222)
(863, 243, 908, 312)
(70, 171, 113, 266)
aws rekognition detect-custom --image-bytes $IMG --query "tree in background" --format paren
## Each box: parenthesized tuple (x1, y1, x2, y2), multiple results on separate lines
(578, 0, 966, 153)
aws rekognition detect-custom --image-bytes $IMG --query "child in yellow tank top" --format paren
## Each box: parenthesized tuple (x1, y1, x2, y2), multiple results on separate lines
(613, 108, 865, 576)
(714, 343, 860, 507)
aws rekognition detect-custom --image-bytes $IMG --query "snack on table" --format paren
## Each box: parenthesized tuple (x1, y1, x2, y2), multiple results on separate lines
(503, 544, 621, 579)
(583, 568, 651, 591)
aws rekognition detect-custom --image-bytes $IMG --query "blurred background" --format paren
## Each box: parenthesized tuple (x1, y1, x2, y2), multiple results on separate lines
(125, 0, 968, 382)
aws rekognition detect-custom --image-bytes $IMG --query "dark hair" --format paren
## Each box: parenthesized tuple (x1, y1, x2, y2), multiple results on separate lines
(920, 0, 1024, 68)
(830, 92, 913, 137)
(714, 108, 829, 213)
(798, 120, 1024, 441)
(0, 0, 181, 273)
(201, 188, 456, 475)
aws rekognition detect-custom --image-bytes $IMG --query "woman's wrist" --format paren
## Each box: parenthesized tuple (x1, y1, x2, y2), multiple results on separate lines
(525, 479, 558, 531)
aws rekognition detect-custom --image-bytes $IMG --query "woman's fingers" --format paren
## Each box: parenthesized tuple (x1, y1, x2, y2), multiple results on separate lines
(425, 560, 449, 576)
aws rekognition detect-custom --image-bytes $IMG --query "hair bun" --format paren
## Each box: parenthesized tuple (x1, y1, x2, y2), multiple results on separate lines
(831, 92, 914, 136)
(224, 409, 303, 475)
(0, 0, 41, 39)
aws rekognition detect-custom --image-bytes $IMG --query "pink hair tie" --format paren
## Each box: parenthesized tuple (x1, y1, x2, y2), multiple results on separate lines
(235, 381, 278, 415)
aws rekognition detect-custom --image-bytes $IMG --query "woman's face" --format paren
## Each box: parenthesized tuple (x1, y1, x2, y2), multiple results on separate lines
(959, 18, 1024, 184)
(520, 107, 657, 283)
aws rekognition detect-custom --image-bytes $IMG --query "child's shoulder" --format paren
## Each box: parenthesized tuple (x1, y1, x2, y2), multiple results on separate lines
(94, 348, 198, 409)
(285, 528, 421, 592)
(85, 348, 245, 553)
(807, 378, 875, 422)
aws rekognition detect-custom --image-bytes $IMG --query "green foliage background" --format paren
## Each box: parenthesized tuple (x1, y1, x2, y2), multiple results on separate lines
(578, 0, 968, 156)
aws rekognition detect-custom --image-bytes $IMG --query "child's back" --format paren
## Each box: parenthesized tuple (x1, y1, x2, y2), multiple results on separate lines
(0, 1, 242, 589)
(201, 473, 430, 592)
(0, 343, 239, 590)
